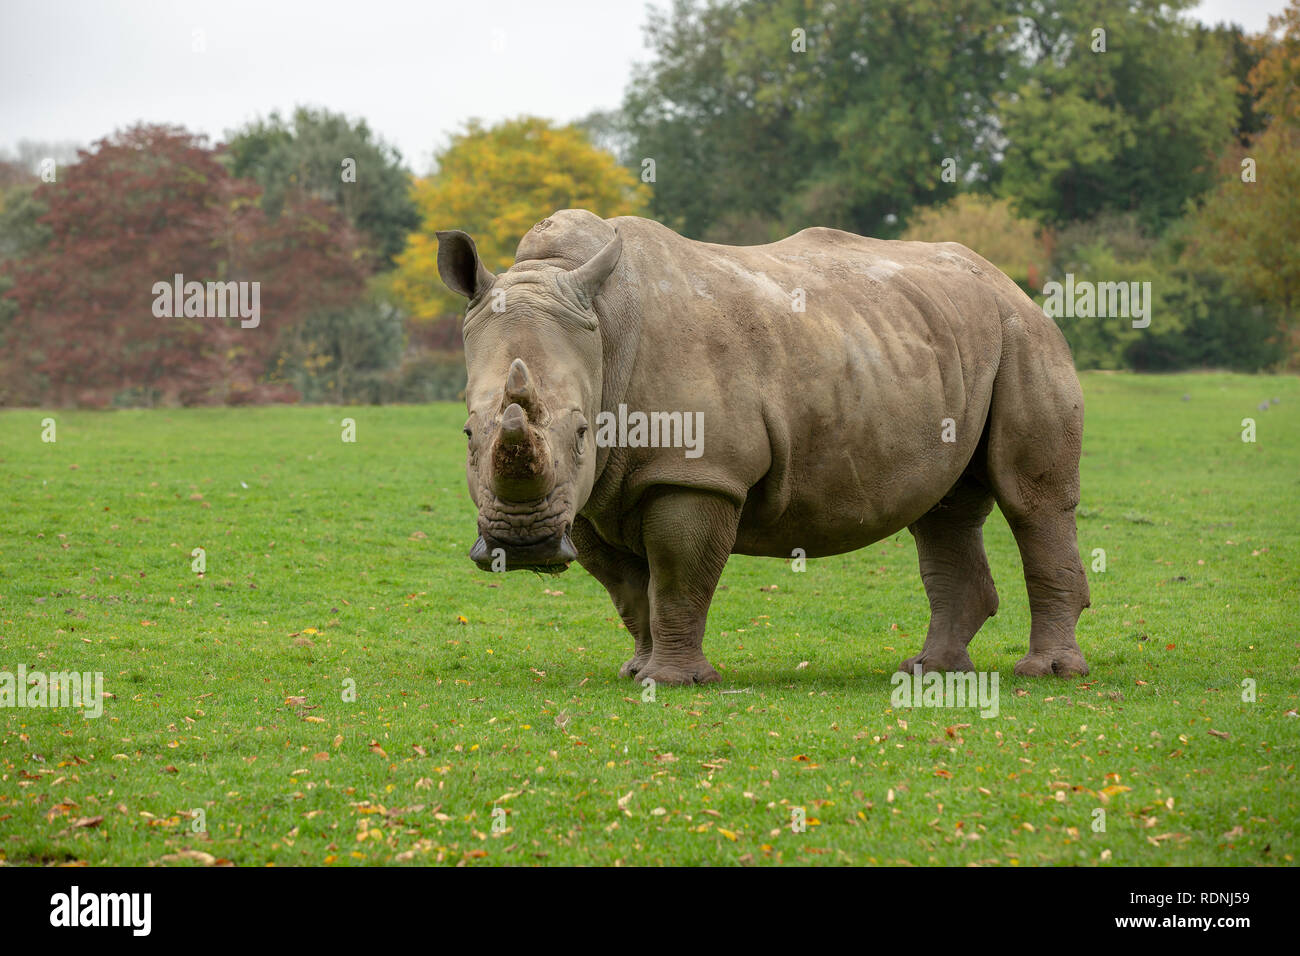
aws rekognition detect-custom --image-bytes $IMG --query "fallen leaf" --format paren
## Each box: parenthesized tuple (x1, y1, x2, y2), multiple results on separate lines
(160, 849, 216, 866)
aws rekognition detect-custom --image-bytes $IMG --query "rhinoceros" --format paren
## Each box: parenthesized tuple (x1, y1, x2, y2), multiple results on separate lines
(437, 209, 1090, 685)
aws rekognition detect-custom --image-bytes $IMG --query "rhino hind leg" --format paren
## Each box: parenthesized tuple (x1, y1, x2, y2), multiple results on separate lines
(901, 479, 999, 674)
(1002, 508, 1091, 677)
(635, 488, 741, 686)
(570, 517, 654, 677)
(986, 319, 1091, 677)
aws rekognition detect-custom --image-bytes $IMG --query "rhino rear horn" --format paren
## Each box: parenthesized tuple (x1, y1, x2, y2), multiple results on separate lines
(505, 358, 535, 410)
(435, 230, 496, 300)
(563, 229, 622, 304)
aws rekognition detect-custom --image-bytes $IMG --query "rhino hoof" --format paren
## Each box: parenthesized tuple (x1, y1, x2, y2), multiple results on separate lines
(1014, 648, 1090, 677)
(636, 659, 721, 686)
(619, 655, 650, 679)
(899, 649, 975, 674)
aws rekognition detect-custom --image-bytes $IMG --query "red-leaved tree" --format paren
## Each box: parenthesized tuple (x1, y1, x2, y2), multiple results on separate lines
(1, 124, 369, 405)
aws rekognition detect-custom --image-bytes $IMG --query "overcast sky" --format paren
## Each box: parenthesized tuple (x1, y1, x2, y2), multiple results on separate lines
(0, 0, 1289, 173)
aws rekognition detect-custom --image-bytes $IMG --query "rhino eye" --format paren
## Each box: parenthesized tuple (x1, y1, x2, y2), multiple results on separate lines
(575, 423, 588, 455)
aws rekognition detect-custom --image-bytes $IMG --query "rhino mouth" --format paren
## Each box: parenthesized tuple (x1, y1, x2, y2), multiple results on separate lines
(472, 489, 574, 572)
(469, 529, 577, 573)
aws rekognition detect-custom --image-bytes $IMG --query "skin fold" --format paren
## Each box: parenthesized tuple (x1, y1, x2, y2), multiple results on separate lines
(438, 209, 1090, 686)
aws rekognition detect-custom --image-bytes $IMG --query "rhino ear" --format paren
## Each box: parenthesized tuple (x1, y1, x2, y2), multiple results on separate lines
(436, 230, 496, 300)
(563, 229, 622, 305)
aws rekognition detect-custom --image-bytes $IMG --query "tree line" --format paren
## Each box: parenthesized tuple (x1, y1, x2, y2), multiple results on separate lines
(1, 0, 1297, 407)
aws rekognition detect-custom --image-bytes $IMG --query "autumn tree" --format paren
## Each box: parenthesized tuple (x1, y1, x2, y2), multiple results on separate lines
(1, 124, 368, 406)
(391, 117, 649, 320)
(1183, 1, 1300, 365)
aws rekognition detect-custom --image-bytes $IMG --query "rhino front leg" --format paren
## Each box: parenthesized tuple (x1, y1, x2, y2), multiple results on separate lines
(570, 516, 653, 678)
(637, 489, 740, 686)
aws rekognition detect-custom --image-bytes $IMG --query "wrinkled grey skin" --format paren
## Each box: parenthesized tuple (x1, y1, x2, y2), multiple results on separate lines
(437, 210, 1090, 685)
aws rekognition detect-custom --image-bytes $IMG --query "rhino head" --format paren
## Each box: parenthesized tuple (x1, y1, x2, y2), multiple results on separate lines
(435, 226, 622, 573)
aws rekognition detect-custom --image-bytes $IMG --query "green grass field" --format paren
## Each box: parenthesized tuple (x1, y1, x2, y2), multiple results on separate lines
(1, 371, 1296, 866)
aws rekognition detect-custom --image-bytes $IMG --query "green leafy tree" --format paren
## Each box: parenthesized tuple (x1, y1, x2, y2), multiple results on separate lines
(1037, 217, 1179, 369)
(273, 294, 407, 404)
(1031, 212, 1280, 372)
(622, 0, 803, 240)
(1194, 21, 1271, 145)
(226, 106, 418, 267)
(0, 166, 50, 332)
(999, 0, 1237, 231)
(624, 0, 1023, 240)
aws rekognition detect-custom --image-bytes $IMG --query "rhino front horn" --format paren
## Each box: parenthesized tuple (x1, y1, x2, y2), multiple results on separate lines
(499, 402, 528, 445)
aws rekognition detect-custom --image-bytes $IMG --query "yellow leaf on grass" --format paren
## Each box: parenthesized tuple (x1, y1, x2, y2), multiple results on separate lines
(160, 849, 216, 866)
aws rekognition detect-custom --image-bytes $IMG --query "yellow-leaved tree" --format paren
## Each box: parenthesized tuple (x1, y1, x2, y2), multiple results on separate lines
(901, 194, 1048, 292)
(392, 117, 650, 319)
